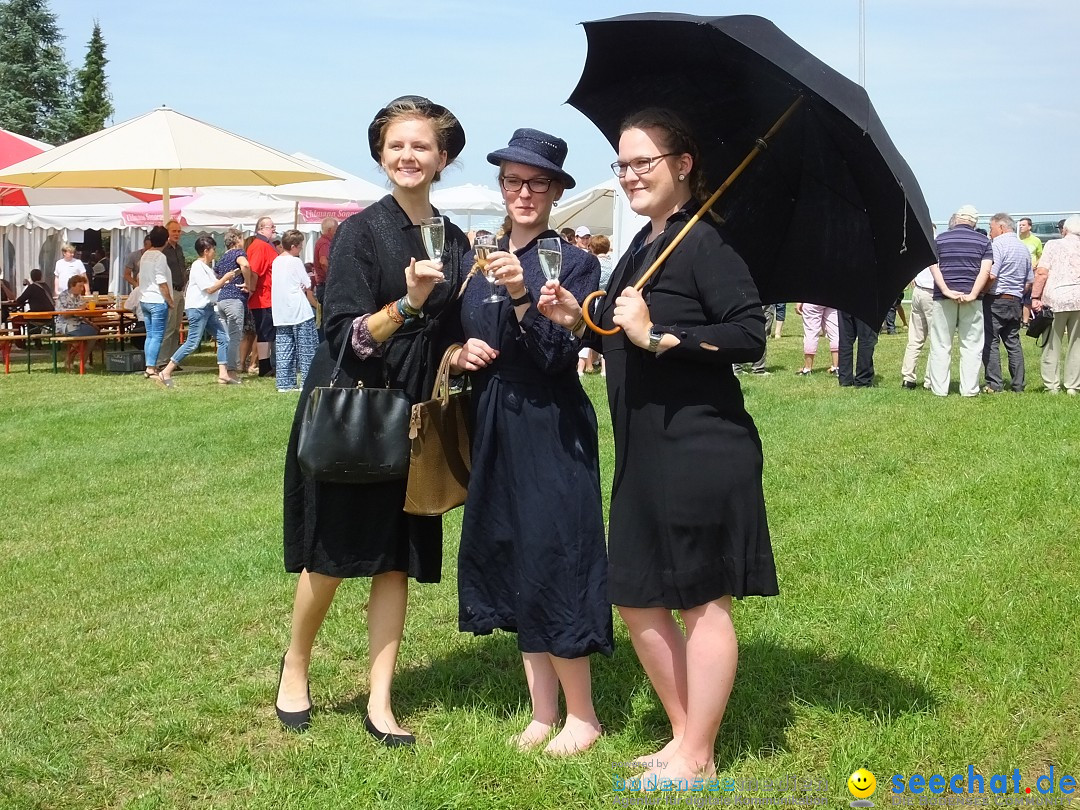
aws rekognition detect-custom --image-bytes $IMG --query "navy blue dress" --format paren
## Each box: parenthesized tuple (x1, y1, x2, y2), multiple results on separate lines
(457, 232, 614, 659)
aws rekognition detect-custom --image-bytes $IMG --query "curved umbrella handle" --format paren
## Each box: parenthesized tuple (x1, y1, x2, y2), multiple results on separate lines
(581, 289, 618, 335)
(581, 96, 804, 336)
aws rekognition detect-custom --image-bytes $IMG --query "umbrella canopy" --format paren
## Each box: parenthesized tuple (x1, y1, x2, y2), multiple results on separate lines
(0, 126, 158, 206)
(568, 13, 936, 325)
(0, 107, 340, 217)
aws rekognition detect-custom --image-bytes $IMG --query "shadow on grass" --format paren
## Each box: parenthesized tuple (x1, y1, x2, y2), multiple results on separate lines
(328, 633, 935, 765)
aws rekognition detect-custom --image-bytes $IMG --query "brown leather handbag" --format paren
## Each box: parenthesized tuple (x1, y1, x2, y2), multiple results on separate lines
(403, 344, 473, 515)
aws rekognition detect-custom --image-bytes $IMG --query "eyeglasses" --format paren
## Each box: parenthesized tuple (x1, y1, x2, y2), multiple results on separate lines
(499, 175, 554, 194)
(610, 153, 678, 178)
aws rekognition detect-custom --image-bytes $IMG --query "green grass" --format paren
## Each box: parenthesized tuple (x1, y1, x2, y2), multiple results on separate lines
(1, 324, 1078, 809)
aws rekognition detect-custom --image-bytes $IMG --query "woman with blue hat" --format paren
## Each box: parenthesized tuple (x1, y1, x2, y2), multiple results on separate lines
(277, 95, 470, 745)
(449, 128, 612, 755)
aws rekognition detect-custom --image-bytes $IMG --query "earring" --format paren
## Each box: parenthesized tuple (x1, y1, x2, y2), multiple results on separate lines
(678, 174, 685, 181)
(552, 201, 558, 207)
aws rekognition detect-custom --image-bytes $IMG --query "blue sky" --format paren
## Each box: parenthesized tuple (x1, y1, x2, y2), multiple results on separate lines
(47, 0, 1080, 221)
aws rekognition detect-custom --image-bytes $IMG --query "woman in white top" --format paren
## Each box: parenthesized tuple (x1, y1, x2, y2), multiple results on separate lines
(138, 226, 174, 378)
(159, 234, 239, 387)
(53, 243, 85, 297)
(270, 229, 318, 392)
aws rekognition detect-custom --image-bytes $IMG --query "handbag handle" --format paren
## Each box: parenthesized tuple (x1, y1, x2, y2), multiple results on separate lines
(431, 343, 463, 404)
(328, 330, 352, 389)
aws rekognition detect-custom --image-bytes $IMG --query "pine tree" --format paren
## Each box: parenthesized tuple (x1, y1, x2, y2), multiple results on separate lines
(0, 0, 73, 143)
(69, 21, 113, 138)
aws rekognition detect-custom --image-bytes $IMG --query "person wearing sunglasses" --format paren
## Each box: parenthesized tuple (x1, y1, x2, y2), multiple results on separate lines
(537, 108, 777, 786)
(451, 128, 611, 756)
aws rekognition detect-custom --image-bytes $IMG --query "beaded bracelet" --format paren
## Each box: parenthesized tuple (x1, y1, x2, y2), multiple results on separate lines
(384, 300, 406, 325)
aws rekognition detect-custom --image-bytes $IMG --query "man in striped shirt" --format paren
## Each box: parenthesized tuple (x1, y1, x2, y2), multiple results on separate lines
(982, 213, 1033, 392)
(928, 205, 993, 397)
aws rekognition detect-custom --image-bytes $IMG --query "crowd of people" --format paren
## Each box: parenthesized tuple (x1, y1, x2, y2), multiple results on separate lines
(117, 219, 323, 391)
(731, 209, 1078, 395)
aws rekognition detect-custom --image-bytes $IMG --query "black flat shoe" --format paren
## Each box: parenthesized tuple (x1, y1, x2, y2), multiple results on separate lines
(364, 715, 415, 748)
(275, 655, 311, 733)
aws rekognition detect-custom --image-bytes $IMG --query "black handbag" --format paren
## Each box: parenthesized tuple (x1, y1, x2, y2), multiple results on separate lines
(297, 337, 411, 483)
(1026, 306, 1054, 346)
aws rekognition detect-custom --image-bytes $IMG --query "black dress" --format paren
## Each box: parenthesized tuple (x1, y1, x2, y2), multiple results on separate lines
(593, 204, 779, 609)
(457, 233, 614, 659)
(282, 195, 469, 581)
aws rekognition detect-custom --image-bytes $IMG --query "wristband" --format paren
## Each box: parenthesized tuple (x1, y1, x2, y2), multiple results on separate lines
(509, 290, 531, 306)
(399, 296, 422, 317)
(571, 315, 586, 335)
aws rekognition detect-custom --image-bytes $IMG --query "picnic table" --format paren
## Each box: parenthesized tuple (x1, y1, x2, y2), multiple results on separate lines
(6, 300, 137, 374)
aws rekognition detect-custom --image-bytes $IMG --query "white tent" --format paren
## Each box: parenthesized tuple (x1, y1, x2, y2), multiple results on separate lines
(182, 154, 385, 229)
(431, 183, 505, 230)
(551, 178, 616, 236)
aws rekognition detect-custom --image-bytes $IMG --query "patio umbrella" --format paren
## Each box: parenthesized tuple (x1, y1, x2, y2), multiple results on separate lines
(568, 12, 936, 330)
(0, 107, 340, 219)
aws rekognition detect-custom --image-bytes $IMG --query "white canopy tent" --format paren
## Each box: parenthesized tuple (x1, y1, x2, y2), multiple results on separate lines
(551, 178, 616, 236)
(430, 183, 505, 230)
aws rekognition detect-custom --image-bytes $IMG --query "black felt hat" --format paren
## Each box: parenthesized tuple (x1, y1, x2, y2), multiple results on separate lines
(486, 128, 576, 189)
(367, 95, 466, 163)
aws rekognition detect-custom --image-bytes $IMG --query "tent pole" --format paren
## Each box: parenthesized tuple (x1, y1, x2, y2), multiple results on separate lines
(161, 169, 171, 227)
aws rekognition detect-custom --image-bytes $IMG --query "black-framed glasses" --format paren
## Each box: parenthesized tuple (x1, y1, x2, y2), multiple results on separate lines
(499, 175, 554, 194)
(610, 153, 678, 178)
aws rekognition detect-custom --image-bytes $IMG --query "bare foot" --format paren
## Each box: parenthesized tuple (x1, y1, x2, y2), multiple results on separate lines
(365, 708, 411, 738)
(275, 652, 310, 713)
(631, 736, 683, 770)
(510, 719, 557, 751)
(544, 717, 602, 757)
(638, 751, 716, 791)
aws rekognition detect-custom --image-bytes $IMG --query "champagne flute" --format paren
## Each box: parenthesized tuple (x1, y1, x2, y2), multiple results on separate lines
(537, 237, 563, 282)
(420, 216, 446, 284)
(474, 233, 501, 303)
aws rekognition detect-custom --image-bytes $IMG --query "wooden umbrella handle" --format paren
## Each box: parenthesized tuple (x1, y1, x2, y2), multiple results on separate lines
(581, 289, 616, 335)
(582, 96, 804, 336)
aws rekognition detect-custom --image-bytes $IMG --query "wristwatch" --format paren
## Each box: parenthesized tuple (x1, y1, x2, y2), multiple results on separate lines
(509, 290, 532, 306)
(647, 325, 665, 353)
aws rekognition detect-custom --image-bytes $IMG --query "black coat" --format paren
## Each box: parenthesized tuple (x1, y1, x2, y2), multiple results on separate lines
(595, 203, 779, 608)
(282, 195, 469, 580)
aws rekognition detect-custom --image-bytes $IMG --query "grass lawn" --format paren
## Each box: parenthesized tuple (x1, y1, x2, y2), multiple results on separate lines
(1, 322, 1077, 809)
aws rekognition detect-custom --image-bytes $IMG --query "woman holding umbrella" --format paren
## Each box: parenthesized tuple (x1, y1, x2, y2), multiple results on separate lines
(276, 96, 469, 744)
(538, 108, 778, 783)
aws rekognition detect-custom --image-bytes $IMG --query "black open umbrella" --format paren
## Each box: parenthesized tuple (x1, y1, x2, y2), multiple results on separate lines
(568, 12, 936, 328)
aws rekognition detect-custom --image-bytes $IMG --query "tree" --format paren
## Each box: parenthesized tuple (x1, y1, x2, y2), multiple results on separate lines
(69, 20, 112, 139)
(0, 0, 73, 143)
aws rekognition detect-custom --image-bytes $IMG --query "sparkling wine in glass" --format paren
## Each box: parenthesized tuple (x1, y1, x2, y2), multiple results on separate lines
(474, 233, 501, 303)
(420, 216, 444, 261)
(537, 237, 563, 282)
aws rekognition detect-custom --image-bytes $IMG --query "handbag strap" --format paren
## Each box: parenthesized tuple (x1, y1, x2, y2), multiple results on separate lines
(328, 331, 352, 389)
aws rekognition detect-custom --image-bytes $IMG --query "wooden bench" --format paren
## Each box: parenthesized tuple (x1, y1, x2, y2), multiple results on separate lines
(0, 333, 24, 374)
(49, 335, 100, 374)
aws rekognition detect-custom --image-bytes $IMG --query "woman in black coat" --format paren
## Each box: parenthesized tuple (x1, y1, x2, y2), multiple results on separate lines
(275, 96, 469, 745)
(538, 108, 779, 784)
